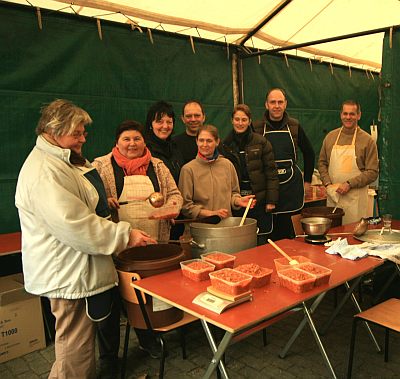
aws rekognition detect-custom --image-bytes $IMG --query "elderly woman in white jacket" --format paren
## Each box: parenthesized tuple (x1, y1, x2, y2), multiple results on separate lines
(15, 99, 155, 379)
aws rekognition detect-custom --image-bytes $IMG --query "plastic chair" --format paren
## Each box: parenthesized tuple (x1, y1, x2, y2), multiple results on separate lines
(117, 269, 197, 379)
(291, 213, 304, 237)
(347, 298, 400, 378)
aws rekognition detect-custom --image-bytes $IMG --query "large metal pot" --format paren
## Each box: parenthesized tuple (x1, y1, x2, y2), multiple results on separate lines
(189, 217, 257, 257)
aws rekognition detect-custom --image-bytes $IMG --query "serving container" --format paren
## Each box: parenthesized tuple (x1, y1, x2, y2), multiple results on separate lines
(234, 263, 273, 288)
(201, 251, 236, 270)
(180, 259, 215, 282)
(209, 268, 252, 296)
(277, 267, 316, 293)
(297, 262, 332, 286)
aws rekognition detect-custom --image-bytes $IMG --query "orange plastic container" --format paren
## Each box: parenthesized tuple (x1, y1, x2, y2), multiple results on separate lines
(277, 267, 316, 293)
(201, 252, 236, 270)
(180, 259, 215, 282)
(274, 255, 311, 272)
(209, 268, 252, 295)
(297, 262, 332, 286)
(234, 264, 273, 288)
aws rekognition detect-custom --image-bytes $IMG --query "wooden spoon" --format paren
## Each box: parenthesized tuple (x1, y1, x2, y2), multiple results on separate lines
(239, 198, 253, 226)
(267, 239, 299, 265)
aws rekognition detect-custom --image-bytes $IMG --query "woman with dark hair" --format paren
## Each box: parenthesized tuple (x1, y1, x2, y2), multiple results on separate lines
(222, 104, 279, 244)
(145, 100, 184, 183)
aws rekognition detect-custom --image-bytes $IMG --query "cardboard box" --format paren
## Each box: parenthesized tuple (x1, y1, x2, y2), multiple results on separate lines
(0, 274, 46, 363)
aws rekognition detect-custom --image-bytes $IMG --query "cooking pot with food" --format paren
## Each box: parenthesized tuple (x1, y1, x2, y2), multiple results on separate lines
(115, 244, 185, 328)
(189, 217, 258, 258)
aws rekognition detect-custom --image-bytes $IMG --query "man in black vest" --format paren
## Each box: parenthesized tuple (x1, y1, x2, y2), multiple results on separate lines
(253, 88, 315, 240)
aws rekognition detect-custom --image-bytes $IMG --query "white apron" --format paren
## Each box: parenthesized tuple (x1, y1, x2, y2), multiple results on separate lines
(118, 175, 159, 239)
(327, 127, 368, 224)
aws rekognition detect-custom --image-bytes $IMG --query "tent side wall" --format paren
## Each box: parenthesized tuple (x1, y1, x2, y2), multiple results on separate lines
(241, 54, 380, 171)
(0, 3, 233, 233)
(379, 30, 400, 218)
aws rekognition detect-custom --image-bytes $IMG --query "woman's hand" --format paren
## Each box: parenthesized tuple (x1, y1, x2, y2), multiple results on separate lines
(107, 197, 120, 209)
(199, 209, 229, 219)
(236, 195, 256, 208)
(265, 204, 276, 212)
(128, 229, 157, 247)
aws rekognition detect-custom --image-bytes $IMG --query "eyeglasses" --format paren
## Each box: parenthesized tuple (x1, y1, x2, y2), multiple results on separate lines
(71, 131, 88, 139)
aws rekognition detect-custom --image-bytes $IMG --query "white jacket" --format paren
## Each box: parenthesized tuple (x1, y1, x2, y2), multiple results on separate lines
(15, 136, 131, 299)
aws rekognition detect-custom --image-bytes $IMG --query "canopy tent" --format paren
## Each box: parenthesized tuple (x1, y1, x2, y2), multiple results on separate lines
(3, 0, 400, 71)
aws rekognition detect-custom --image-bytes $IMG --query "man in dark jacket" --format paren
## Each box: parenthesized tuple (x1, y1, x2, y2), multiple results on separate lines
(253, 88, 315, 240)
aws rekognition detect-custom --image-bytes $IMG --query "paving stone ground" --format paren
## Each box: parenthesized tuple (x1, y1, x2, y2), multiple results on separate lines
(1, 289, 399, 379)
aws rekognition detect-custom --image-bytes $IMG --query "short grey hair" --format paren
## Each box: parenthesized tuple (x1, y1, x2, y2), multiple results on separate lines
(35, 99, 92, 137)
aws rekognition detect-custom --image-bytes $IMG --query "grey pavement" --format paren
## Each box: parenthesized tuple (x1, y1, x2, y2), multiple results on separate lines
(1, 289, 399, 379)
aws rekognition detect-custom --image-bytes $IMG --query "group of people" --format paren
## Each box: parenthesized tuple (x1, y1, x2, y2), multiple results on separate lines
(15, 89, 379, 378)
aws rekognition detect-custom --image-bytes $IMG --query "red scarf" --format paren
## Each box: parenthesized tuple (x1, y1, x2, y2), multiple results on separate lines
(112, 146, 151, 176)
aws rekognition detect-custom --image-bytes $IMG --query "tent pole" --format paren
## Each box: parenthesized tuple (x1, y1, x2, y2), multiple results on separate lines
(239, 0, 293, 46)
(241, 24, 400, 59)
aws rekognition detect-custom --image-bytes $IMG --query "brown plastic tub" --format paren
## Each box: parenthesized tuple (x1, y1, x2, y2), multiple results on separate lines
(115, 244, 185, 329)
(301, 206, 345, 227)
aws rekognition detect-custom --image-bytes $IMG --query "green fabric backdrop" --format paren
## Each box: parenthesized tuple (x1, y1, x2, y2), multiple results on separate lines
(379, 29, 400, 217)
(0, 3, 233, 233)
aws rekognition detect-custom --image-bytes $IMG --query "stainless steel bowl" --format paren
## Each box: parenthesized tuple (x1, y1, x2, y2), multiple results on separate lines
(300, 217, 332, 236)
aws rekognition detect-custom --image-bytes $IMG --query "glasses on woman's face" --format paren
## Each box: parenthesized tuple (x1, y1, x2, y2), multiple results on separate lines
(71, 131, 88, 139)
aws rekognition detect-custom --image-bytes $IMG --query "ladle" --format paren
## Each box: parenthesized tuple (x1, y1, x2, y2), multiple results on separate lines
(119, 192, 165, 208)
(267, 239, 299, 265)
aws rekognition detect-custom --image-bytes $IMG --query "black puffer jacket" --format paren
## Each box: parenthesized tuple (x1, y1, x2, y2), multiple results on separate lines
(145, 131, 184, 184)
(222, 129, 279, 205)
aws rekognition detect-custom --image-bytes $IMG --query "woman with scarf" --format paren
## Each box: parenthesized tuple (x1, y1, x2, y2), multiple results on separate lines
(222, 104, 279, 244)
(93, 120, 183, 358)
(178, 124, 255, 219)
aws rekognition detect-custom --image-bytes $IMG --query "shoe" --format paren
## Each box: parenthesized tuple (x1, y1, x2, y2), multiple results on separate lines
(97, 358, 119, 379)
(138, 343, 162, 359)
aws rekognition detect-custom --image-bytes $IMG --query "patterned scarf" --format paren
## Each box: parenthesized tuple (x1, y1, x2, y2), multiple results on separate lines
(197, 149, 219, 162)
(112, 146, 151, 176)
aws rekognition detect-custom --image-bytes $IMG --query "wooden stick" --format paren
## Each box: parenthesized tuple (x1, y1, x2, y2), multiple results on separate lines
(239, 198, 253, 226)
(267, 239, 299, 264)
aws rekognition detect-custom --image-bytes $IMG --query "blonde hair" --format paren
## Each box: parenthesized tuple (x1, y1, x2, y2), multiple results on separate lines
(36, 99, 92, 137)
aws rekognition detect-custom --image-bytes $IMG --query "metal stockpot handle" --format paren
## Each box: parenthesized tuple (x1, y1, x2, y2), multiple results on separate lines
(190, 239, 206, 250)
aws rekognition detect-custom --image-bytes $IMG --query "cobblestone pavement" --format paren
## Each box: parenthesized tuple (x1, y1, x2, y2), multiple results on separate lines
(1, 290, 399, 379)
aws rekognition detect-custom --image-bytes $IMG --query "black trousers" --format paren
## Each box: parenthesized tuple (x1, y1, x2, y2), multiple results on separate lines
(96, 286, 121, 363)
(270, 213, 295, 241)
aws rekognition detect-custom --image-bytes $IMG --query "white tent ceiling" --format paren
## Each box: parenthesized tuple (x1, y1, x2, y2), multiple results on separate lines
(4, 0, 400, 71)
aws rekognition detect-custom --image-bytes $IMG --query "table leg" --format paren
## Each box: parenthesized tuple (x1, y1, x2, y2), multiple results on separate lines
(279, 292, 326, 358)
(280, 293, 337, 379)
(201, 319, 232, 379)
(320, 278, 361, 335)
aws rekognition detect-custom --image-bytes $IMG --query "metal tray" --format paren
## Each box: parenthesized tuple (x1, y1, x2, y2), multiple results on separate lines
(354, 229, 400, 244)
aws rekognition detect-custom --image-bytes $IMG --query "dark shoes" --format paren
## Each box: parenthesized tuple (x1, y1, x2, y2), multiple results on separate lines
(97, 358, 119, 379)
(138, 342, 162, 359)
